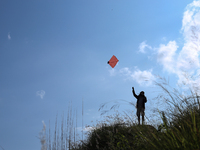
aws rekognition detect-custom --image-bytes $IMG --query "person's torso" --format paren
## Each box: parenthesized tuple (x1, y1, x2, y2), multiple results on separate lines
(138, 95, 145, 108)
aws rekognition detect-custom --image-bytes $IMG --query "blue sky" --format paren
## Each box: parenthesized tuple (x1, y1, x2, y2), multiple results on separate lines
(1, 0, 200, 149)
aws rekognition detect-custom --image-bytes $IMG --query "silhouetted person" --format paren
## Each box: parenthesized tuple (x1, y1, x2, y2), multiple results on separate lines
(132, 87, 147, 125)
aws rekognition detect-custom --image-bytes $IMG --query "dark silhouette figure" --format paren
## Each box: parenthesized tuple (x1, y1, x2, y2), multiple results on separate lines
(132, 87, 147, 125)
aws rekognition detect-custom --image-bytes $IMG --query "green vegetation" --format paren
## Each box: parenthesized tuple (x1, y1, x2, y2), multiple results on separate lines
(39, 78, 200, 150)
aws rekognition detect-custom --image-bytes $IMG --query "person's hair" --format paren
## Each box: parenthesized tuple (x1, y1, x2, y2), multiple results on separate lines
(140, 91, 144, 95)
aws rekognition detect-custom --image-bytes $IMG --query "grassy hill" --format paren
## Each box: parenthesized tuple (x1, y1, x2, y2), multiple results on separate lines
(39, 79, 200, 150)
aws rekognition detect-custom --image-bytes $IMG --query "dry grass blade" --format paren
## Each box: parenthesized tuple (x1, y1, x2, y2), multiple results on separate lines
(0, 145, 5, 150)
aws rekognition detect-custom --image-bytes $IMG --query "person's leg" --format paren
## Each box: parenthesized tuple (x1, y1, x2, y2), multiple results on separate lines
(142, 115, 144, 125)
(141, 108, 145, 125)
(138, 115, 140, 125)
(136, 108, 140, 125)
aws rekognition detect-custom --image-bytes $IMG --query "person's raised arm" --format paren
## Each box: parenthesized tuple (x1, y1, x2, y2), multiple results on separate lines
(132, 87, 138, 99)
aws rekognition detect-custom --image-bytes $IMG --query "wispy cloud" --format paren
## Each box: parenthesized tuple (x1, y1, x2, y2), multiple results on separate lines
(76, 126, 95, 132)
(120, 67, 155, 86)
(8, 32, 11, 40)
(156, 41, 178, 73)
(150, 0, 200, 87)
(162, 37, 167, 41)
(36, 90, 45, 99)
(138, 41, 152, 53)
(108, 0, 200, 88)
(108, 68, 117, 76)
(84, 126, 96, 131)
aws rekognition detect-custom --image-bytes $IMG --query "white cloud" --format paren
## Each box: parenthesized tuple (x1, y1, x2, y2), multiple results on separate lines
(120, 67, 155, 86)
(177, 1, 200, 74)
(162, 37, 167, 41)
(108, 0, 200, 88)
(130, 69, 155, 86)
(87, 109, 93, 112)
(182, 0, 200, 41)
(157, 41, 178, 73)
(138, 41, 152, 53)
(36, 90, 45, 99)
(84, 126, 96, 131)
(8, 33, 11, 40)
(109, 68, 117, 76)
(76, 126, 96, 132)
(154, 0, 200, 88)
(119, 67, 131, 76)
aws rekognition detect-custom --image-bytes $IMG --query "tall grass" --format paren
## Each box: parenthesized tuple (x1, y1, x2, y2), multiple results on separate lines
(39, 77, 200, 150)
(38, 101, 82, 150)
(0, 145, 5, 150)
(145, 77, 200, 150)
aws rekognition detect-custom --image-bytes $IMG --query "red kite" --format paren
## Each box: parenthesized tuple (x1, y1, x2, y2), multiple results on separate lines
(107, 55, 119, 68)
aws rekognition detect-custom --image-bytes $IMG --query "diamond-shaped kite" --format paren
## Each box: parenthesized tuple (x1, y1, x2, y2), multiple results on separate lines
(107, 55, 119, 68)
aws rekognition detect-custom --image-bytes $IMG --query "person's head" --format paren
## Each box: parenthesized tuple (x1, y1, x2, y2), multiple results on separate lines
(140, 91, 144, 96)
